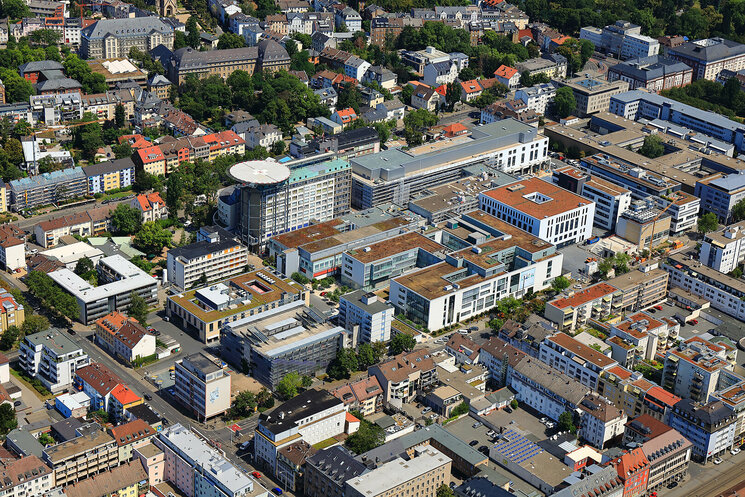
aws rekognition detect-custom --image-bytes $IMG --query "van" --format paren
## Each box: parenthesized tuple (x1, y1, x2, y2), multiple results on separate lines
(240, 441, 251, 451)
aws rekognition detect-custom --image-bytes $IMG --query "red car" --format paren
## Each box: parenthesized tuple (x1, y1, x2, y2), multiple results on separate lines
(252, 472, 262, 478)
(689, 319, 699, 325)
(654, 305, 663, 311)
(320, 291, 327, 296)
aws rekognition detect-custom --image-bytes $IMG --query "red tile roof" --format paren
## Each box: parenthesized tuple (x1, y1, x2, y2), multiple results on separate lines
(549, 283, 618, 310)
(548, 333, 616, 368)
(111, 384, 141, 406)
(494, 65, 518, 79)
(611, 448, 649, 480)
(137, 145, 164, 164)
(460, 79, 482, 94)
(135, 192, 165, 212)
(607, 365, 633, 380)
(76, 363, 122, 396)
(645, 386, 680, 408)
(109, 419, 154, 447)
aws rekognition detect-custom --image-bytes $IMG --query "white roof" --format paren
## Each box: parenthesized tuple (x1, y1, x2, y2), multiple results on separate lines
(228, 159, 291, 185)
(41, 242, 104, 266)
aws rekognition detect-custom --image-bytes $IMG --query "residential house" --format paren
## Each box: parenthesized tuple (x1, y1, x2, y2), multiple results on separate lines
(368, 349, 437, 407)
(131, 192, 167, 223)
(494, 65, 519, 88)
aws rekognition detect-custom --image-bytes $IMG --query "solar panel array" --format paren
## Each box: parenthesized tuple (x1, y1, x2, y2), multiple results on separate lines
(493, 429, 542, 464)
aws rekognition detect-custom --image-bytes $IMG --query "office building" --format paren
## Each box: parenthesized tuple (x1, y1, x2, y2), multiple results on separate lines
(558, 77, 629, 116)
(663, 251, 745, 321)
(42, 428, 118, 485)
(254, 389, 346, 476)
(540, 332, 617, 390)
(340, 231, 446, 290)
(167, 225, 248, 290)
(667, 37, 745, 81)
(350, 120, 549, 208)
(661, 336, 737, 402)
(230, 158, 351, 250)
(390, 211, 563, 331)
(695, 172, 745, 223)
(8, 167, 87, 211)
(221, 301, 345, 388)
(607, 55, 693, 91)
(337, 290, 393, 344)
(84, 157, 135, 194)
(304, 446, 369, 497)
(608, 448, 650, 497)
(167, 269, 306, 343)
(615, 199, 672, 250)
(668, 399, 737, 462)
(155, 424, 260, 497)
(609, 91, 745, 153)
(81, 17, 174, 59)
(19, 330, 89, 393)
(345, 446, 451, 497)
(48, 254, 158, 324)
(551, 466, 624, 497)
(170, 46, 258, 84)
(699, 221, 745, 273)
(553, 165, 631, 230)
(479, 177, 595, 246)
(653, 190, 700, 234)
(580, 21, 660, 60)
(579, 154, 682, 201)
(174, 353, 231, 421)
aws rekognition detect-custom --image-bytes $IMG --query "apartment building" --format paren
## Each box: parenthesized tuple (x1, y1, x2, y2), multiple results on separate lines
(34, 206, 115, 248)
(668, 399, 737, 462)
(667, 37, 745, 81)
(167, 269, 307, 343)
(479, 177, 595, 247)
(42, 428, 118, 485)
(516, 55, 567, 79)
(607, 55, 693, 91)
(553, 165, 631, 230)
(664, 252, 745, 321)
(304, 446, 368, 497)
(345, 446, 451, 497)
(254, 389, 346, 476)
(369, 349, 437, 405)
(662, 336, 738, 402)
(580, 21, 659, 60)
(75, 362, 123, 411)
(540, 332, 618, 390)
(84, 157, 135, 194)
(578, 393, 628, 450)
(479, 336, 527, 387)
(155, 424, 257, 497)
(558, 77, 629, 116)
(608, 448, 650, 497)
(230, 158, 351, 251)
(609, 311, 669, 365)
(545, 282, 620, 331)
(94, 311, 156, 364)
(49, 255, 159, 324)
(0, 225, 24, 273)
(369, 16, 423, 46)
(8, 167, 87, 211)
(62, 461, 148, 497)
(699, 221, 745, 273)
(340, 231, 446, 290)
(598, 366, 680, 421)
(81, 17, 174, 59)
(695, 173, 745, 223)
(510, 356, 590, 421)
(130, 192, 167, 223)
(337, 290, 394, 344)
(515, 82, 558, 115)
(167, 226, 248, 290)
(642, 428, 692, 491)
(169, 46, 258, 84)
(390, 211, 563, 331)
(605, 267, 669, 313)
(330, 376, 383, 416)
(110, 419, 156, 463)
(174, 353, 231, 421)
(20, 330, 89, 393)
(0, 456, 53, 497)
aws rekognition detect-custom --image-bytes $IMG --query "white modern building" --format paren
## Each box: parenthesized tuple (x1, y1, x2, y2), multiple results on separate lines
(699, 221, 745, 273)
(155, 423, 262, 497)
(653, 191, 700, 234)
(167, 226, 248, 290)
(338, 290, 394, 344)
(539, 333, 618, 390)
(479, 177, 595, 247)
(580, 21, 660, 60)
(661, 336, 737, 403)
(254, 389, 346, 476)
(174, 353, 231, 421)
(19, 330, 90, 392)
(553, 166, 631, 230)
(577, 393, 628, 450)
(515, 83, 558, 115)
(48, 255, 159, 325)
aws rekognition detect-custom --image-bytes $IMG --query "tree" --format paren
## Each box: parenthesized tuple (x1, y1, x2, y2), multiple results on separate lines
(115, 103, 126, 129)
(271, 140, 286, 156)
(134, 171, 162, 193)
(0, 0, 29, 18)
(328, 348, 359, 380)
(21, 315, 50, 335)
(276, 372, 302, 400)
(186, 17, 201, 49)
(554, 86, 576, 118)
(74, 256, 94, 277)
(510, 398, 518, 409)
(445, 81, 460, 111)
(63, 54, 107, 94)
(0, 70, 33, 104)
(127, 293, 149, 326)
(133, 221, 172, 255)
(451, 401, 469, 417)
(217, 32, 245, 49)
(113, 141, 132, 159)
(73, 112, 104, 161)
(111, 203, 142, 235)
(551, 275, 571, 293)
(698, 212, 719, 234)
(345, 419, 385, 454)
(25, 271, 79, 319)
(229, 391, 257, 418)
(436, 484, 455, 497)
(639, 135, 664, 158)
(520, 71, 532, 87)
(0, 325, 19, 350)
(403, 108, 438, 146)
(192, 273, 208, 289)
(733, 199, 745, 222)
(173, 30, 188, 50)
(357, 343, 377, 369)
(29, 29, 61, 46)
(389, 333, 416, 355)
(291, 272, 309, 284)
(0, 404, 17, 436)
(558, 411, 576, 433)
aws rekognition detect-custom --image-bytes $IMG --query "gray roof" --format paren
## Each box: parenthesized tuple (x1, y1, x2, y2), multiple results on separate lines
(670, 37, 745, 63)
(172, 46, 258, 70)
(513, 357, 589, 405)
(24, 329, 82, 356)
(707, 171, 745, 192)
(9, 167, 86, 192)
(340, 290, 393, 314)
(258, 39, 290, 62)
(82, 17, 173, 40)
(306, 446, 368, 486)
(36, 78, 81, 92)
(18, 60, 64, 75)
(6, 429, 44, 458)
(609, 55, 692, 82)
(551, 466, 622, 497)
(83, 157, 135, 177)
(430, 60, 453, 75)
(455, 476, 514, 497)
(147, 74, 171, 87)
(168, 232, 241, 262)
(258, 389, 342, 435)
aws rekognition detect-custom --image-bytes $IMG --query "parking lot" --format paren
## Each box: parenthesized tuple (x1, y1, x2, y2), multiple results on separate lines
(644, 301, 719, 340)
(479, 405, 555, 444)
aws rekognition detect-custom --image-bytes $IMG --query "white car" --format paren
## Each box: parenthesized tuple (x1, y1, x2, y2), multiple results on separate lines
(732, 448, 741, 455)
(713, 457, 723, 465)
(540, 417, 548, 424)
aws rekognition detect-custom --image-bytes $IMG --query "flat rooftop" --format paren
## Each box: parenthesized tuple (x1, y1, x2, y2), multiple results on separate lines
(43, 430, 114, 464)
(346, 231, 446, 263)
(481, 177, 593, 219)
(409, 175, 507, 215)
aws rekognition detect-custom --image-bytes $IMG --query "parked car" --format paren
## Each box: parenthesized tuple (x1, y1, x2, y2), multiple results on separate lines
(690, 319, 699, 325)
(472, 422, 482, 428)
(251, 471, 261, 478)
(468, 326, 478, 331)
(422, 407, 432, 414)
(713, 457, 723, 465)
(271, 488, 283, 495)
(469, 440, 478, 446)
(478, 446, 489, 454)
(144, 394, 152, 401)
(654, 305, 663, 311)
(732, 447, 741, 455)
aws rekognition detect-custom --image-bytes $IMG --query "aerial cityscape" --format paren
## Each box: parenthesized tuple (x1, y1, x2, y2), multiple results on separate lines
(0, 0, 744, 496)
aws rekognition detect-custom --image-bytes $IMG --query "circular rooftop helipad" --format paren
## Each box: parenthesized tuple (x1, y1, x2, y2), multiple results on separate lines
(228, 160, 291, 185)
